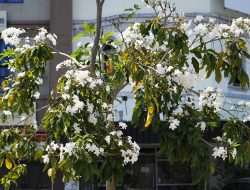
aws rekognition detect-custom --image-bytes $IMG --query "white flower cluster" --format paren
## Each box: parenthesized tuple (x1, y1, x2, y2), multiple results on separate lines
(34, 28, 57, 46)
(42, 141, 77, 164)
(199, 87, 224, 112)
(123, 23, 162, 51)
(173, 69, 197, 89)
(234, 101, 250, 122)
(73, 123, 82, 134)
(189, 16, 250, 43)
(120, 136, 140, 165)
(119, 122, 128, 130)
(1, 27, 25, 46)
(66, 95, 84, 115)
(196, 121, 206, 131)
(156, 64, 197, 89)
(85, 143, 104, 156)
(232, 148, 237, 159)
(88, 114, 98, 125)
(56, 59, 73, 71)
(1, 27, 57, 48)
(212, 146, 227, 160)
(3, 110, 12, 116)
(168, 117, 180, 130)
(238, 100, 250, 107)
(65, 70, 103, 90)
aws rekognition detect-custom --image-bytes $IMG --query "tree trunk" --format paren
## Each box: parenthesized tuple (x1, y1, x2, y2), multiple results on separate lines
(90, 0, 105, 73)
(106, 175, 115, 190)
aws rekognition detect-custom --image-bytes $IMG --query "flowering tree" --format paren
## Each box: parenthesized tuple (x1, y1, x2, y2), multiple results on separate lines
(1, 0, 250, 189)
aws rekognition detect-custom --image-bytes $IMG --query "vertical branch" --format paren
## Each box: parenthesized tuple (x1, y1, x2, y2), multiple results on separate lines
(90, 0, 105, 74)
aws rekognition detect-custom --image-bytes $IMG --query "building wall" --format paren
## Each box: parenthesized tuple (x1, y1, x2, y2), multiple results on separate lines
(73, 0, 211, 20)
(0, 0, 50, 23)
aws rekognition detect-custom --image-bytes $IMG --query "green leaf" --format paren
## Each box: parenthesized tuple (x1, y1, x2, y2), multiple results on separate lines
(134, 4, 141, 10)
(126, 12, 135, 20)
(73, 33, 85, 42)
(191, 48, 202, 59)
(215, 67, 222, 83)
(124, 8, 133, 11)
(191, 57, 199, 73)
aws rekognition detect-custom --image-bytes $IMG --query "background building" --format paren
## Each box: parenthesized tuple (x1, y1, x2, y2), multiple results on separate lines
(1, 0, 250, 190)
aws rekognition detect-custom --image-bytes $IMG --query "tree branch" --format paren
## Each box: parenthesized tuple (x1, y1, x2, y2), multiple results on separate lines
(90, 0, 105, 74)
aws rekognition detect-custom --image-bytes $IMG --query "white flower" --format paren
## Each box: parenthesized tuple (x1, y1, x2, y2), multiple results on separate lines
(62, 93, 70, 100)
(169, 117, 180, 130)
(50, 141, 59, 151)
(20, 115, 26, 121)
(238, 101, 245, 106)
(1, 27, 25, 46)
(34, 27, 47, 43)
(3, 110, 11, 116)
(174, 70, 197, 89)
(214, 136, 222, 142)
(33, 120, 38, 130)
(88, 114, 97, 125)
(212, 146, 227, 160)
(35, 78, 43, 85)
(25, 37, 30, 43)
(232, 148, 237, 159)
(105, 136, 111, 145)
(119, 122, 127, 130)
(196, 121, 206, 131)
(87, 103, 94, 113)
(17, 72, 26, 78)
(66, 95, 84, 115)
(107, 114, 113, 122)
(42, 154, 50, 164)
(199, 87, 223, 112)
(33, 91, 40, 99)
(77, 42, 82, 47)
(156, 64, 165, 75)
(102, 103, 108, 109)
(73, 123, 82, 134)
(85, 143, 103, 156)
(47, 33, 57, 46)
(64, 142, 76, 156)
(194, 15, 204, 23)
(56, 60, 73, 71)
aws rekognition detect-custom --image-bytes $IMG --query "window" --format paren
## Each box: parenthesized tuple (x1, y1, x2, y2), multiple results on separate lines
(0, 40, 10, 88)
(0, 0, 23, 3)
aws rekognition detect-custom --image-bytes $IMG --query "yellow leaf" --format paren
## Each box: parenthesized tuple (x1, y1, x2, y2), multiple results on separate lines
(5, 158, 13, 170)
(0, 159, 4, 168)
(8, 94, 14, 106)
(132, 81, 142, 94)
(27, 73, 33, 78)
(2, 81, 7, 89)
(210, 163, 215, 174)
(145, 105, 154, 128)
(47, 168, 53, 177)
(106, 59, 113, 74)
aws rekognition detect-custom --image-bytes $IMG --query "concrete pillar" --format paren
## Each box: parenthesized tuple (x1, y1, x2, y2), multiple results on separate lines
(50, 0, 73, 91)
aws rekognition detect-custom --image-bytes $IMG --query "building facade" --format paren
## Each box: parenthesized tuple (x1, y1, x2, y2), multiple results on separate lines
(1, 0, 250, 190)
